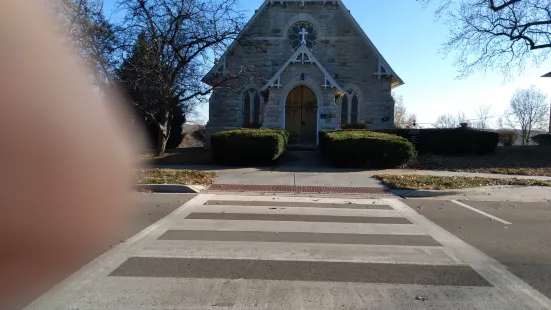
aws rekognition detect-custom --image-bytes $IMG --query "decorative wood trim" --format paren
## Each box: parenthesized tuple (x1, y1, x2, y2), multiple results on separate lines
(261, 44, 343, 92)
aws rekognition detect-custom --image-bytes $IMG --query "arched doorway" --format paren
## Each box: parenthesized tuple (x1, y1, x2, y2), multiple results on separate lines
(285, 85, 318, 145)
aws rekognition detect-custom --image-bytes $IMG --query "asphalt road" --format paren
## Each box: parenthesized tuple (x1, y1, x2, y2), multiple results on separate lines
(96, 193, 197, 253)
(26, 194, 551, 309)
(15, 193, 196, 309)
(125, 193, 197, 239)
(403, 198, 551, 299)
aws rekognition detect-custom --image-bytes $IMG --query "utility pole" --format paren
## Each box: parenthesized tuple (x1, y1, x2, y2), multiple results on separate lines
(542, 71, 551, 133)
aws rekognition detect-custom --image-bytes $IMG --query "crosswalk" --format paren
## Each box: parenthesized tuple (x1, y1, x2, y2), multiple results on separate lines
(27, 194, 551, 309)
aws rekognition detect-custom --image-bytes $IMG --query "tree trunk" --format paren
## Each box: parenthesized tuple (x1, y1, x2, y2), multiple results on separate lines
(156, 129, 168, 157)
(522, 129, 530, 146)
(155, 110, 171, 156)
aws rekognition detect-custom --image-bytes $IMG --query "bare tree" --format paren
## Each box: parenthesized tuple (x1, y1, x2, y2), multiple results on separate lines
(116, 0, 247, 156)
(497, 115, 505, 129)
(418, 0, 551, 77)
(505, 86, 549, 146)
(456, 111, 467, 125)
(434, 113, 457, 128)
(434, 111, 468, 128)
(475, 104, 492, 129)
(49, 0, 119, 86)
(392, 93, 417, 128)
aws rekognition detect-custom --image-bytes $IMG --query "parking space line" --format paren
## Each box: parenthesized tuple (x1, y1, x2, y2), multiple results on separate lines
(387, 199, 551, 309)
(450, 200, 512, 225)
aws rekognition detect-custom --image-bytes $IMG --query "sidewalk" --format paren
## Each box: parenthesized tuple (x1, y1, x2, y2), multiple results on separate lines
(151, 165, 551, 186)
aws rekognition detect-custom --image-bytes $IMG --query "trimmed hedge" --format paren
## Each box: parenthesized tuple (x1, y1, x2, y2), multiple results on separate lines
(319, 130, 416, 168)
(211, 129, 289, 166)
(374, 128, 499, 155)
(532, 134, 551, 146)
(341, 123, 369, 130)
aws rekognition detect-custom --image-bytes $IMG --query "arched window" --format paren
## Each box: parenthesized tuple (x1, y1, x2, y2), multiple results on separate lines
(340, 90, 360, 125)
(243, 92, 251, 126)
(351, 95, 359, 124)
(340, 95, 348, 125)
(242, 88, 262, 127)
(253, 93, 261, 124)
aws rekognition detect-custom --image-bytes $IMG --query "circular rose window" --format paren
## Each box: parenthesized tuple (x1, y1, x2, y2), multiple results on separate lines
(287, 21, 317, 49)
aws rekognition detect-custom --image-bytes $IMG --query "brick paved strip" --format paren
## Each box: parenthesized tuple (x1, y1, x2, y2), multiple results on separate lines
(209, 184, 390, 194)
(110, 257, 491, 287)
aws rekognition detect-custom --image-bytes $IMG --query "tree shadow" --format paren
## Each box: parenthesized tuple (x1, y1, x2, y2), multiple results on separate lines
(142, 148, 382, 173)
(142, 147, 214, 166)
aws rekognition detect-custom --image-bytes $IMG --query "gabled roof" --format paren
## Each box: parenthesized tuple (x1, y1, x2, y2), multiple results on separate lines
(261, 44, 344, 92)
(204, 0, 404, 88)
(542, 71, 551, 78)
(336, 0, 404, 87)
(203, 0, 272, 81)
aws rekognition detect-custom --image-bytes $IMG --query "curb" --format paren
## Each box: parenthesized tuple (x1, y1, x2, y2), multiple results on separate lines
(390, 189, 461, 198)
(135, 184, 206, 193)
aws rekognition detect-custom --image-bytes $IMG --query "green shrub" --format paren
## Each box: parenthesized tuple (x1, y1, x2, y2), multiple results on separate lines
(319, 130, 416, 168)
(498, 130, 519, 146)
(341, 123, 369, 130)
(532, 133, 551, 146)
(211, 129, 289, 166)
(375, 128, 498, 155)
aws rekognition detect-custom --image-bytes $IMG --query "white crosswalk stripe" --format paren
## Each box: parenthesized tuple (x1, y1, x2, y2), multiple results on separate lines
(26, 194, 551, 310)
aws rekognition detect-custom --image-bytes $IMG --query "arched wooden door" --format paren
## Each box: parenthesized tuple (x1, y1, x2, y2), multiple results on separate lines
(285, 86, 318, 145)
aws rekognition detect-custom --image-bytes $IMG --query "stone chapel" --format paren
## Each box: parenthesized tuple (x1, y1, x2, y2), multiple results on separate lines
(203, 0, 404, 147)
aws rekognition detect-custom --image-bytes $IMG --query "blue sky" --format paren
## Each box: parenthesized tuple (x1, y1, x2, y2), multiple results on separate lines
(104, 0, 551, 127)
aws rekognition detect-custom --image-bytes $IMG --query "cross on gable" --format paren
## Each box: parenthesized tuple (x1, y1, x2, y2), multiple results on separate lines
(299, 28, 308, 44)
(374, 60, 389, 79)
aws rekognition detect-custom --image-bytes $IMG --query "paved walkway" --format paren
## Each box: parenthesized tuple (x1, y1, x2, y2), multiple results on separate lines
(150, 150, 551, 190)
(153, 164, 551, 186)
(27, 194, 551, 309)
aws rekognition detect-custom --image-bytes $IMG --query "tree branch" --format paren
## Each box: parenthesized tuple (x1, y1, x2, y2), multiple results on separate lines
(489, 0, 522, 12)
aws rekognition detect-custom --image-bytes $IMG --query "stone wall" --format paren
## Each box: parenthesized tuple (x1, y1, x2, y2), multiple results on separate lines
(205, 2, 396, 146)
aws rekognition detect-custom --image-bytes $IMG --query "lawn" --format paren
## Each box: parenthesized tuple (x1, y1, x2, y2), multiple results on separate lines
(407, 146, 551, 177)
(375, 174, 551, 190)
(135, 169, 215, 186)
